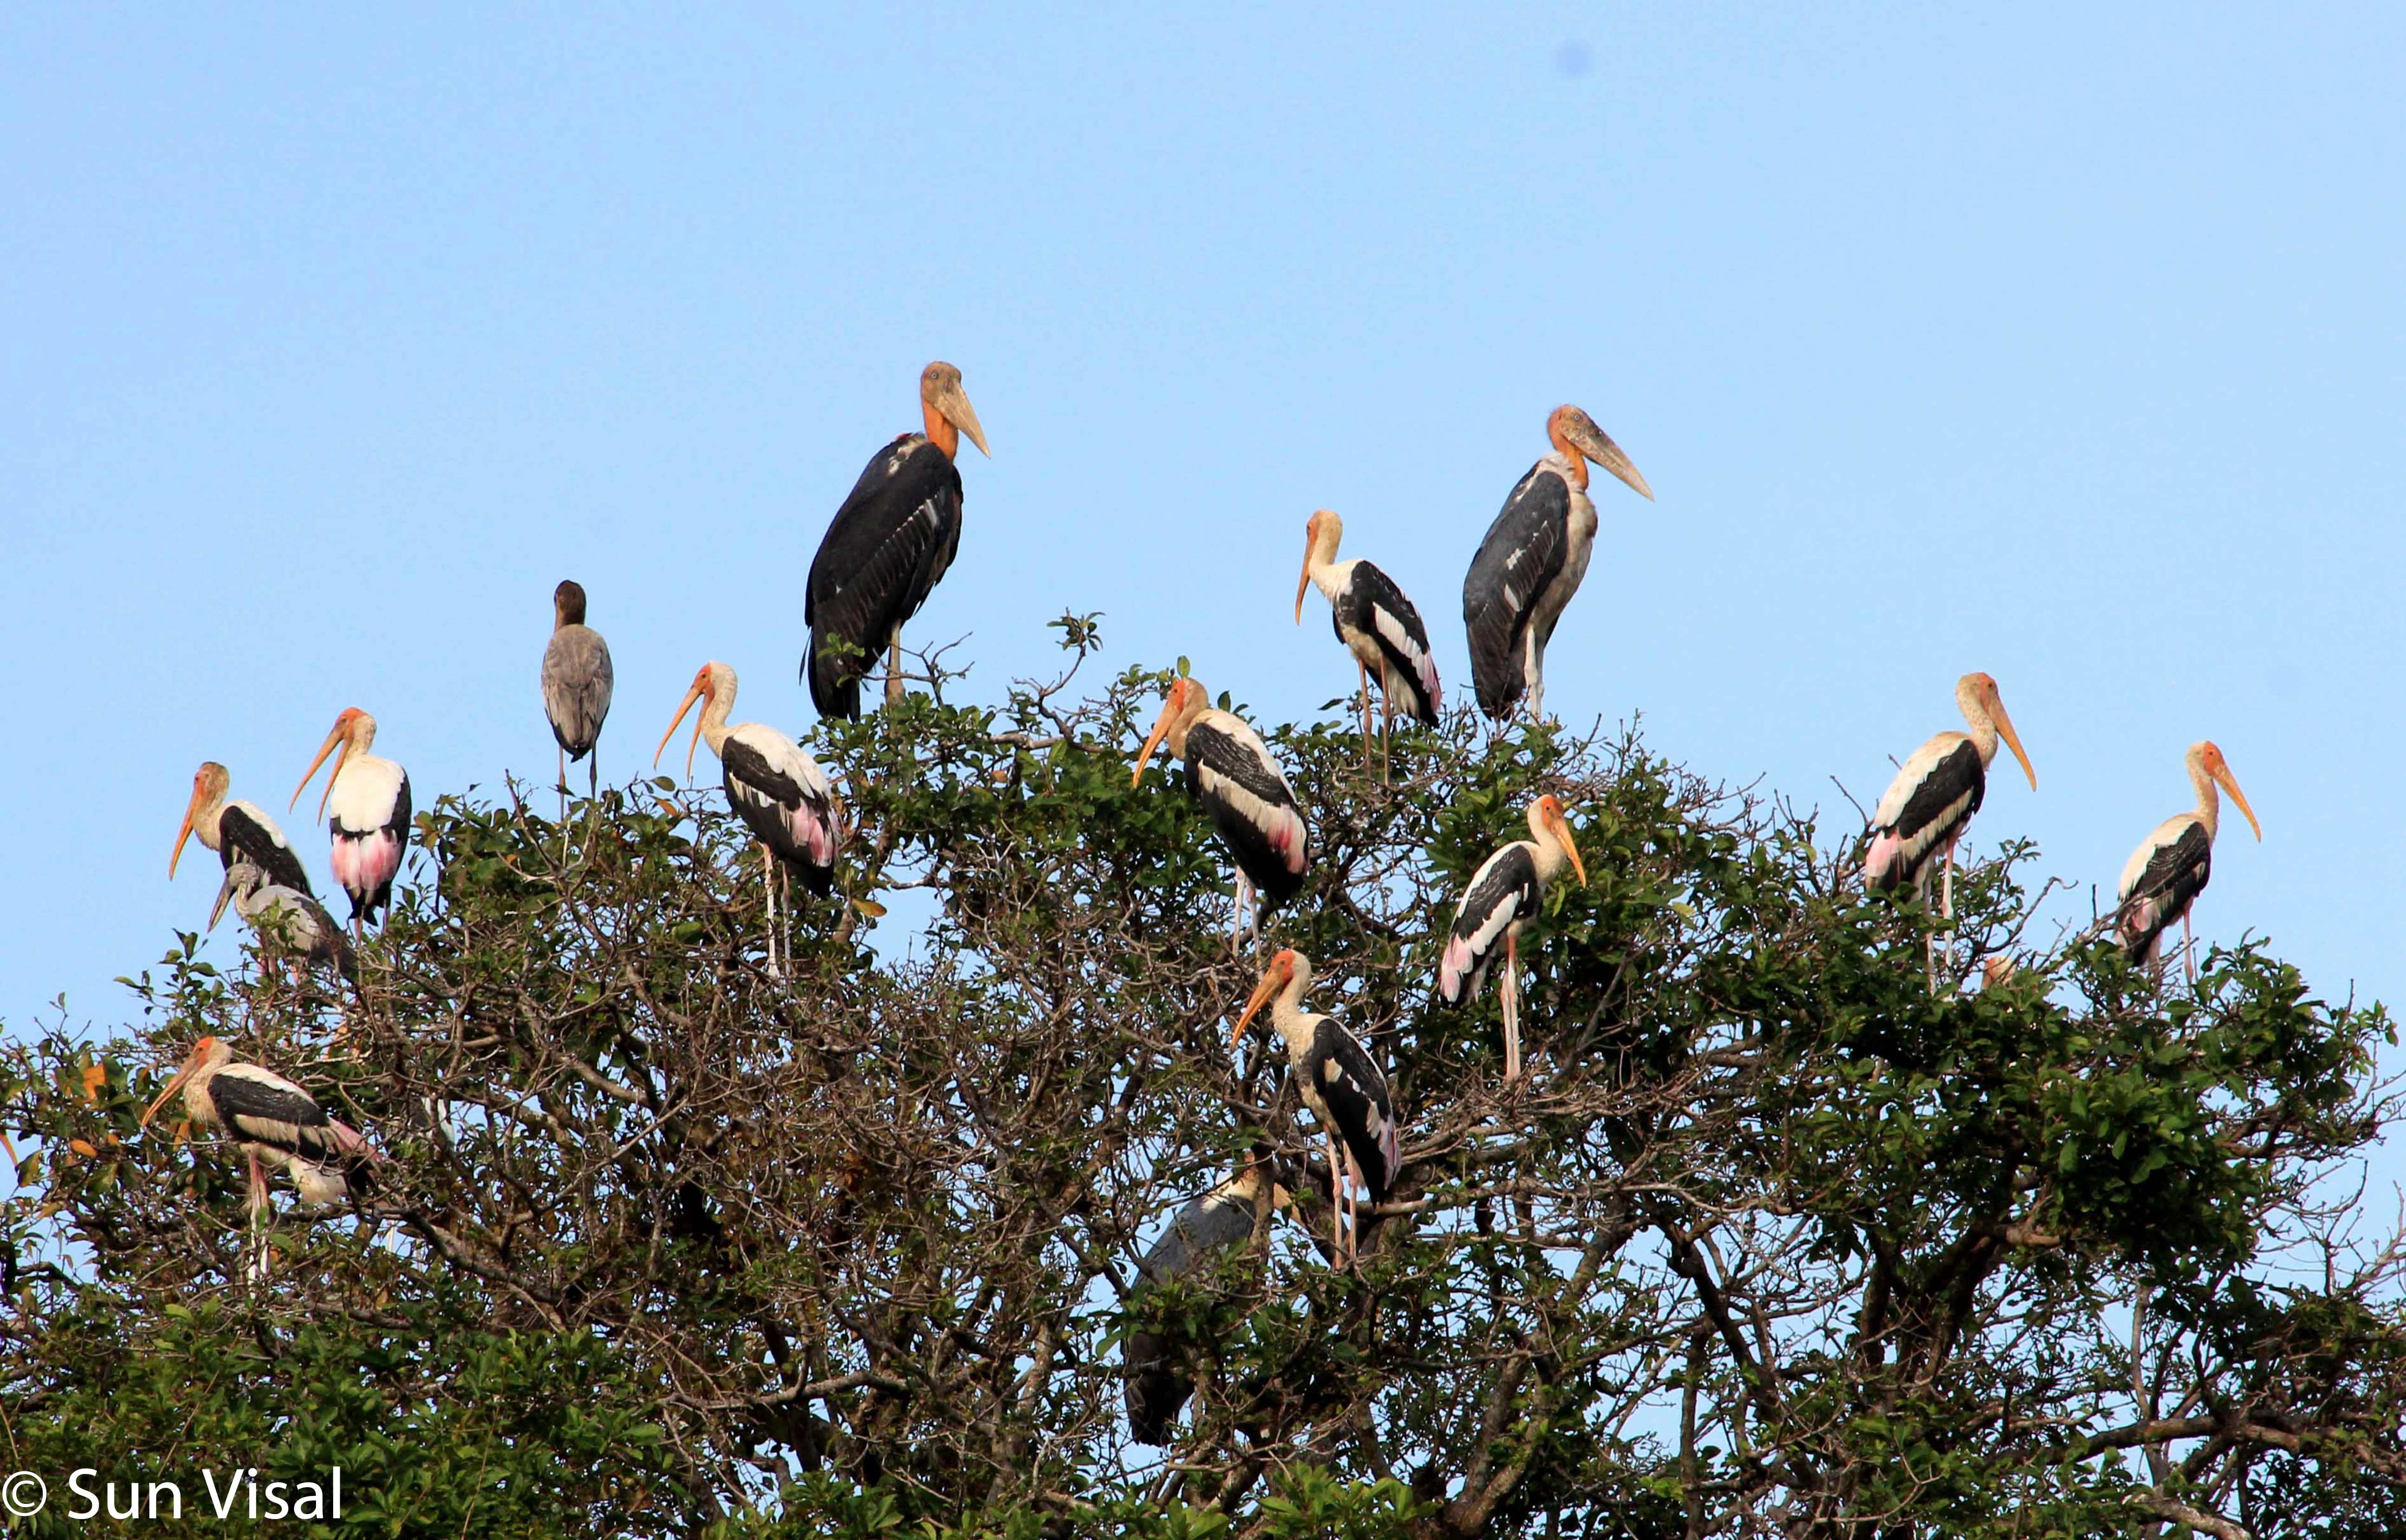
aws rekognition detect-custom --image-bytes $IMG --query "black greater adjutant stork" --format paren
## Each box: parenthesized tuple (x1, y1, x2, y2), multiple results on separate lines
(2115, 741, 2262, 984)
(1125, 1155, 1292, 1446)
(1234, 949, 1397, 1268)
(1295, 509, 1440, 766)
(1436, 793, 1588, 1082)
(290, 709, 413, 941)
(657, 661, 842, 978)
(1463, 404, 1654, 722)
(541, 579, 614, 808)
(1864, 672, 2036, 983)
(804, 361, 990, 720)
(140, 1036, 378, 1227)
(1132, 677, 1311, 954)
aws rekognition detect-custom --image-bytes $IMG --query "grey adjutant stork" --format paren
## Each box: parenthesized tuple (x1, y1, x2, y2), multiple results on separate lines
(1863, 673, 2036, 985)
(541, 579, 614, 830)
(291, 708, 413, 944)
(140, 1036, 378, 1231)
(1124, 1153, 1292, 1446)
(2115, 741, 2263, 985)
(1463, 405, 1654, 722)
(657, 661, 842, 979)
(1436, 794, 1588, 1082)
(1233, 949, 1397, 1269)
(804, 361, 990, 719)
(1132, 677, 1311, 954)
(1295, 509, 1440, 769)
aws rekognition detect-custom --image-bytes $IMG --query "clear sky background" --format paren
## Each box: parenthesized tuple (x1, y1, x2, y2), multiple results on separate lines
(2, 9, 2398, 1107)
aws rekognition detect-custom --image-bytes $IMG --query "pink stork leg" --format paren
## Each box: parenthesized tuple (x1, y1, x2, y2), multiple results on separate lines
(2183, 909, 2196, 986)
(1327, 1132, 1349, 1267)
(761, 843, 781, 979)
(1502, 930, 1522, 1083)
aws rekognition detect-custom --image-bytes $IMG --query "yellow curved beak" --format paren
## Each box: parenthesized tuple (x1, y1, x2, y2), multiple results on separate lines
(292, 724, 349, 822)
(654, 683, 708, 780)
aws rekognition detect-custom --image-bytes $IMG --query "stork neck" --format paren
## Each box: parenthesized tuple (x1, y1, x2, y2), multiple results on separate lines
(699, 688, 736, 758)
(1544, 425, 1591, 492)
(1528, 832, 1572, 885)
(1956, 687, 1999, 767)
(2188, 754, 2221, 838)
(1272, 990, 1317, 1061)
(923, 398, 959, 461)
(192, 789, 227, 851)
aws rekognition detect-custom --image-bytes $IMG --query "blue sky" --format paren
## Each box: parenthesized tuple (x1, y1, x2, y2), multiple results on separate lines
(3, 6, 2399, 1074)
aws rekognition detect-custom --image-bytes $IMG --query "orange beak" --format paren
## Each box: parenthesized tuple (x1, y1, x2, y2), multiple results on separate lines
(2212, 761, 2263, 841)
(1231, 952, 1294, 1051)
(654, 679, 710, 780)
(1132, 692, 1182, 788)
(140, 1056, 198, 1130)
(1545, 804, 1589, 887)
(169, 788, 203, 879)
(1294, 514, 1319, 624)
(1989, 691, 2037, 792)
(291, 721, 351, 821)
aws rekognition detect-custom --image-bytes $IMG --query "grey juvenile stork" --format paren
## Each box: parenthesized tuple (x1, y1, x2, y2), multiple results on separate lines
(1124, 1154, 1292, 1446)
(541, 579, 614, 817)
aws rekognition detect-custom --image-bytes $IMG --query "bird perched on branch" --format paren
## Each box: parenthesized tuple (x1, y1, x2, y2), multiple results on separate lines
(1295, 508, 1439, 767)
(1124, 1154, 1292, 1446)
(1233, 949, 1397, 1268)
(1132, 677, 1311, 954)
(1437, 794, 1588, 1082)
(291, 708, 413, 941)
(140, 1037, 378, 1227)
(2116, 740, 2262, 984)
(541, 578, 614, 809)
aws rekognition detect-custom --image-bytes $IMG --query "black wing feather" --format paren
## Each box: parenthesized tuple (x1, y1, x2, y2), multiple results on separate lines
(2118, 823, 2213, 961)
(218, 804, 315, 899)
(1335, 560, 1438, 725)
(804, 435, 964, 720)
(207, 1074, 331, 1154)
(1306, 1022, 1397, 1205)
(1463, 465, 1570, 718)
(1872, 741, 1985, 891)
(1183, 722, 1308, 905)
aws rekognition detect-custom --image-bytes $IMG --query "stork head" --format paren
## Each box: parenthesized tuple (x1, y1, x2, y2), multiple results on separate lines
(1546, 405, 1654, 501)
(141, 1036, 232, 1129)
(1956, 673, 2036, 791)
(1295, 510, 1344, 622)
(292, 708, 374, 820)
(656, 662, 733, 779)
(1132, 677, 1211, 786)
(1233, 947, 1312, 1050)
(920, 361, 989, 460)
(553, 579, 588, 630)
(171, 761, 232, 877)
(1528, 793, 1588, 886)
(1982, 955, 2018, 989)
(2193, 741, 2262, 840)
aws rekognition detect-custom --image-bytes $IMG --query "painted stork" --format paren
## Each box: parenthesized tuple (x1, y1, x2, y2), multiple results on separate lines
(541, 579, 614, 806)
(1463, 404, 1654, 722)
(1295, 508, 1440, 766)
(1132, 677, 1311, 954)
(804, 361, 990, 720)
(657, 661, 842, 979)
(1233, 949, 1397, 1268)
(140, 1036, 378, 1227)
(1864, 672, 2036, 980)
(1125, 1155, 1292, 1446)
(212, 860, 357, 989)
(2115, 741, 2262, 984)
(172, 761, 317, 904)
(1436, 793, 1588, 1082)
(290, 708, 412, 941)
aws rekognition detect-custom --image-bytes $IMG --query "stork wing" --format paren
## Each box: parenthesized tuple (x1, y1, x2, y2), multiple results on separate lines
(1337, 559, 1440, 724)
(1462, 464, 1570, 717)
(805, 435, 965, 719)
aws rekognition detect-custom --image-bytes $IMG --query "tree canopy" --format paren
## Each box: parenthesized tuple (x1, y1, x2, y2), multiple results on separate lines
(5, 626, 2401, 1539)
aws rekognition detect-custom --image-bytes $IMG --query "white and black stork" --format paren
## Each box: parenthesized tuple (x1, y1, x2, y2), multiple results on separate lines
(657, 661, 842, 979)
(1463, 404, 1654, 722)
(1124, 1154, 1291, 1446)
(804, 361, 990, 720)
(174, 760, 317, 903)
(541, 579, 614, 807)
(1295, 508, 1440, 766)
(290, 709, 413, 942)
(1233, 949, 1397, 1269)
(2116, 740, 2262, 984)
(1132, 677, 1311, 954)
(1863, 672, 2036, 982)
(1436, 793, 1588, 1082)
(140, 1036, 378, 1227)
(175, 762, 350, 985)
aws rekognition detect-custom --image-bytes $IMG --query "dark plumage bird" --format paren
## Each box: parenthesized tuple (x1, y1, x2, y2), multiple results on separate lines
(2116, 740, 2262, 983)
(804, 361, 990, 719)
(1234, 949, 1398, 1268)
(541, 579, 614, 802)
(213, 860, 357, 989)
(1132, 677, 1311, 953)
(140, 1036, 378, 1224)
(1296, 508, 1440, 765)
(1463, 404, 1654, 722)
(1436, 794, 1588, 1082)
(1124, 1158, 1291, 1446)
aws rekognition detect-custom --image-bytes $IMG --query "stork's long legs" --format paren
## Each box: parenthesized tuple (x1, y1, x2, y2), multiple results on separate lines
(1231, 874, 1254, 956)
(761, 843, 782, 979)
(2182, 910, 2196, 987)
(1502, 930, 1523, 1083)
(1356, 660, 1374, 764)
(885, 633, 906, 709)
(1327, 1131, 1349, 1268)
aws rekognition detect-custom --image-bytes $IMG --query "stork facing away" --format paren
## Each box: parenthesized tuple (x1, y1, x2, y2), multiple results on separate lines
(1463, 404, 1654, 722)
(1233, 949, 1397, 1269)
(805, 361, 990, 719)
(291, 708, 413, 942)
(541, 578, 614, 817)
(1863, 672, 2036, 984)
(1132, 677, 1311, 954)
(2116, 741, 2262, 985)
(1295, 509, 1440, 768)
(1436, 794, 1588, 1082)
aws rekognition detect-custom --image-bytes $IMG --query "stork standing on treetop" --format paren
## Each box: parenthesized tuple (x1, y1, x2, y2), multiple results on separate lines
(658, 661, 842, 980)
(804, 361, 990, 720)
(2115, 740, 2262, 985)
(1463, 404, 1654, 723)
(291, 709, 413, 943)
(173, 762, 352, 987)
(1233, 949, 1397, 1269)
(1436, 793, 1588, 1083)
(1863, 672, 2036, 984)
(1124, 1153, 1292, 1446)
(1131, 677, 1311, 954)
(140, 1036, 378, 1229)
(1295, 509, 1440, 769)
(541, 579, 614, 816)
